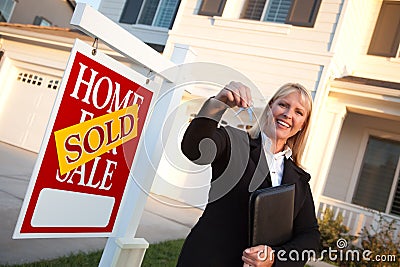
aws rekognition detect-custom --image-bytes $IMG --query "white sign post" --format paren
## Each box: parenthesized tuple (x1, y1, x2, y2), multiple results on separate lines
(14, 3, 196, 265)
(70, 3, 183, 267)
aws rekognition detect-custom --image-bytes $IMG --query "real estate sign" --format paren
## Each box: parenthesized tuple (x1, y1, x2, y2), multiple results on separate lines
(13, 39, 156, 238)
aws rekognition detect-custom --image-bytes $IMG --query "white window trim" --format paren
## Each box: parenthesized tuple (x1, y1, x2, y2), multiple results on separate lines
(136, 0, 151, 26)
(153, 0, 164, 26)
(245, 0, 291, 23)
(387, 157, 400, 213)
(261, 0, 271, 21)
(127, 23, 169, 32)
(346, 128, 400, 214)
(263, 0, 288, 22)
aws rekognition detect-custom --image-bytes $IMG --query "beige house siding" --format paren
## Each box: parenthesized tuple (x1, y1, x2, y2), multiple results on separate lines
(98, 0, 126, 22)
(98, 0, 170, 45)
(164, 0, 345, 98)
(329, 0, 371, 76)
(324, 112, 400, 201)
(354, 56, 400, 83)
(327, 0, 400, 83)
(4, 39, 71, 71)
(171, 45, 324, 95)
(331, 0, 400, 82)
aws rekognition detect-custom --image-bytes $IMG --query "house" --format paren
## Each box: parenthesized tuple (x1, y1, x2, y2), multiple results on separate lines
(0, 0, 182, 152)
(1, 0, 399, 241)
(0, 0, 138, 152)
(149, 0, 400, 240)
(97, 0, 182, 51)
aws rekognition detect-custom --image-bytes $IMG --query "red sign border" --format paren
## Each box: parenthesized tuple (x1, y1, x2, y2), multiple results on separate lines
(13, 39, 158, 238)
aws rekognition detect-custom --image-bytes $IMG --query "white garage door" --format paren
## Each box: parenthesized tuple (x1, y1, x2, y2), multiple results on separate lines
(0, 69, 59, 152)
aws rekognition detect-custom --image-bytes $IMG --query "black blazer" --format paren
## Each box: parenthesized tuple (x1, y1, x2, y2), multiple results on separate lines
(177, 116, 320, 267)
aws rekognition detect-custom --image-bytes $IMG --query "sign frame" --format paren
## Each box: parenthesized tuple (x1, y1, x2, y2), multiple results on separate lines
(13, 39, 159, 239)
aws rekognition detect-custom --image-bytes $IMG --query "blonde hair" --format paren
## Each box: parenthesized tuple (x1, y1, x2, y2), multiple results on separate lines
(248, 83, 313, 167)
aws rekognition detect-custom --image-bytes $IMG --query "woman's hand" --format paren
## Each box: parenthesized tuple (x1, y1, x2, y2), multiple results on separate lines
(215, 81, 252, 108)
(242, 245, 274, 267)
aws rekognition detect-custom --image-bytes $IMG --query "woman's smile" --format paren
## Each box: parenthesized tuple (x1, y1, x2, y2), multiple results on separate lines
(276, 119, 291, 128)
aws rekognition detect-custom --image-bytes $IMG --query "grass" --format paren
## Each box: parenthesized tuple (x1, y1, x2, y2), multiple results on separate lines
(2, 239, 313, 267)
(1, 239, 185, 267)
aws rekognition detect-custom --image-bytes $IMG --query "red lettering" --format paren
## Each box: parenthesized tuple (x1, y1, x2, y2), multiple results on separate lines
(105, 120, 120, 146)
(83, 126, 105, 153)
(119, 114, 135, 138)
(65, 134, 82, 163)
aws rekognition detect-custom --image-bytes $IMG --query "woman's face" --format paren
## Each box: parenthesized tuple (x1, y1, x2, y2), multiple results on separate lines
(269, 91, 308, 146)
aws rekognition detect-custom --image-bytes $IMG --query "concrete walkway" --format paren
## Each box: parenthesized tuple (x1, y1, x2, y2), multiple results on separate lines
(0, 142, 202, 265)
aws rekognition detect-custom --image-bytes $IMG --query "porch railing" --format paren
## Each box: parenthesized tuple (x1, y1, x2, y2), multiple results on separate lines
(316, 195, 400, 242)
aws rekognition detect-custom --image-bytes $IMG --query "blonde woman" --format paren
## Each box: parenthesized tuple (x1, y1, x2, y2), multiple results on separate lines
(177, 82, 320, 267)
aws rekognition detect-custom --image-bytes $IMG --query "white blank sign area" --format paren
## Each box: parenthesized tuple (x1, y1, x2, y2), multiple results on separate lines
(31, 188, 115, 227)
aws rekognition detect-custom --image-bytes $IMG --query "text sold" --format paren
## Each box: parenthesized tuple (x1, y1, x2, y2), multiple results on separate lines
(54, 105, 138, 175)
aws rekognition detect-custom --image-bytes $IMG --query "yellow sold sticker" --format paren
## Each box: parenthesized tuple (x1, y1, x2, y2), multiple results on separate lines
(54, 105, 138, 175)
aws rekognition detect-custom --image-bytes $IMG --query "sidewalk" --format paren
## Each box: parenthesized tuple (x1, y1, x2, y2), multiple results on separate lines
(0, 142, 202, 265)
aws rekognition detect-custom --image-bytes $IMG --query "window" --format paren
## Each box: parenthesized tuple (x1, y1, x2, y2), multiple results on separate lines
(242, 0, 321, 27)
(368, 1, 400, 58)
(17, 72, 43, 87)
(352, 136, 400, 216)
(0, 0, 16, 22)
(120, 0, 180, 29)
(33, 16, 52, 26)
(47, 80, 60, 90)
(198, 0, 227, 17)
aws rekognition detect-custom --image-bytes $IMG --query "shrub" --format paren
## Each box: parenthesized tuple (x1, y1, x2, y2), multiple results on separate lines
(318, 208, 400, 267)
(344, 214, 400, 267)
(317, 208, 356, 266)
(318, 208, 354, 250)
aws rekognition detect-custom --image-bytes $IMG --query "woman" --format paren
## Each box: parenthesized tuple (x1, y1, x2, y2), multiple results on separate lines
(177, 82, 320, 267)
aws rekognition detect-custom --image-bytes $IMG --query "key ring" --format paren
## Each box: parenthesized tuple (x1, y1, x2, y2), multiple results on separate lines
(234, 106, 254, 122)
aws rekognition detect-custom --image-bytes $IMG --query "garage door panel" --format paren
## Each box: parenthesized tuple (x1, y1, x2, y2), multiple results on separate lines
(0, 69, 58, 152)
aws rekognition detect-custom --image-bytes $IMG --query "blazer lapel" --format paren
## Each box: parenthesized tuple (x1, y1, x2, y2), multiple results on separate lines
(281, 158, 308, 219)
(248, 135, 270, 192)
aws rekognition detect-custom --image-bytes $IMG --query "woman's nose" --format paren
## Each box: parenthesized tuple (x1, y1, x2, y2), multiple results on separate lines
(283, 110, 292, 119)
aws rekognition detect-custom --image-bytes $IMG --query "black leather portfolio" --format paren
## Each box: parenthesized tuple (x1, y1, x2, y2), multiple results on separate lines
(249, 184, 295, 247)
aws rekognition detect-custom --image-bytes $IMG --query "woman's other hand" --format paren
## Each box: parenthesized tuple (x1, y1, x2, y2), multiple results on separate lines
(242, 245, 274, 267)
(216, 81, 252, 108)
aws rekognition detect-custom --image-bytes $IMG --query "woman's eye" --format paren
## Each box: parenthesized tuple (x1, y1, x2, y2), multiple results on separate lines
(278, 103, 286, 107)
(296, 111, 304, 116)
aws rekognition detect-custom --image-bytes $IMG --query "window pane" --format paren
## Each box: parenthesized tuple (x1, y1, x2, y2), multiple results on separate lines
(264, 0, 292, 23)
(154, 0, 179, 28)
(0, 0, 15, 22)
(286, 0, 321, 27)
(120, 0, 145, 24)
(242, 0, 267, 20)
(368, 1, 400, 57)
(138, 0, 160, 25)
(352, 136, 400, 212)
(198, 0, 226, 17)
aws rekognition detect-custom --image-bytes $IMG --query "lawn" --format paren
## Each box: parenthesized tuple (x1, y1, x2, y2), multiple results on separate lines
(1, 239, 185, 267)
(1, 240, 314, 267)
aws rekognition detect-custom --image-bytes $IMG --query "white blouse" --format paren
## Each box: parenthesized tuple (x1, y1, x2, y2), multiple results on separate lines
(261, 132, 292, 187)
